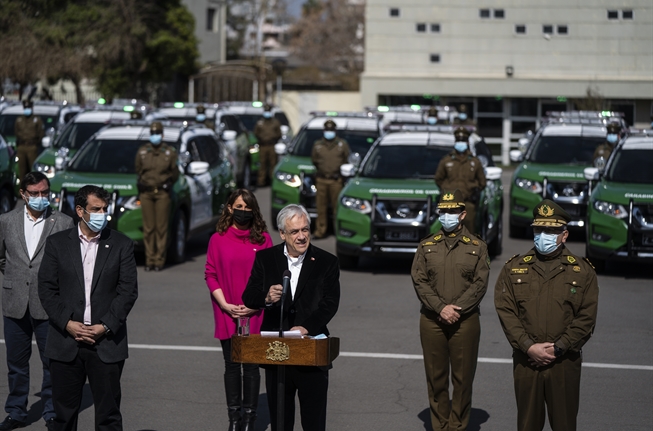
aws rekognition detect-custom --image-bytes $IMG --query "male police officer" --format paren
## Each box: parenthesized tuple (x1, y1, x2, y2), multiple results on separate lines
(254, 104, 282, 187)
(311, 120, 350, 239)
(130, 110, 143, 120)
(135, 122, 179, 271)
(196, 105, 215, 130)
(425, 107, 439, 125)
(411, 189, 489, 431)
(454, 104, 476, 126)
(495, 200, 598, 431)
(592, 121, 620, 167)
(15, 100, 44, 185)
(434, 127, 486, 234)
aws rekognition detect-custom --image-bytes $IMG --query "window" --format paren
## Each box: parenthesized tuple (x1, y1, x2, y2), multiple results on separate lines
(494, 9, 505, 18)
(607, 10, 618, 19)
(479, 9, 490, 18)
(543, 24, 553, 34)
(389, 8, 400, 17)
(430, 23, 441, 33)
(515, 24, 526, 34)
(416, 23, 426, 32)
(557, 25, 568, 35)
(622, 10, 633, 19)
(206, 8, 216, 31)
(430, 54, 440, 63)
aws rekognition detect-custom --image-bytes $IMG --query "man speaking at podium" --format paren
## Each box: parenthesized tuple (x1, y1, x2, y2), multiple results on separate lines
(243, 204, 340, 431)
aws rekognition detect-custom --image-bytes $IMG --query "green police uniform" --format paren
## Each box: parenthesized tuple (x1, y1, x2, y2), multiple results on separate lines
(494, 200, 599, 431)
(135, 138, 179, 269)
(311, 133, 350, 239)
(592, 142, 613, 164)
(254, 117, 282, 186)
(411, 190, 490, 431)
(15, 114, 44, 183)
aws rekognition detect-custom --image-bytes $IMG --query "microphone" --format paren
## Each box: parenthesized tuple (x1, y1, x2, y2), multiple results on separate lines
(279, 270, 291, 337)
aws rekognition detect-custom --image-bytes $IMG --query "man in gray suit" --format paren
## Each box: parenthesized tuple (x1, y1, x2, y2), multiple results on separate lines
(38, 185, 138, 431)
(0, 171, 74, 430)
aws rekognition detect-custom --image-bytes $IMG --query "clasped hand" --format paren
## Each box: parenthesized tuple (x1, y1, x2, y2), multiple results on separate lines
(66, 321, 107, 345)
(527, 343, 556, 367)
(438, 304, 462, 325)
(223, 304, 256, 319)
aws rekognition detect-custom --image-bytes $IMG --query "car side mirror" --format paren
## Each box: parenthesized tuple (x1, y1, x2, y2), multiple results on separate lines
(509, 150, 523, 163)
(55, 156, 66, 170)
(186, 161, 210, 175)
(42, 136, 51, 148)
(348, 152, 362, 167)
(584, 167, 599, 181)
(340, 163, 356, 178)
(484, 166, 502, 181)
(280, 125, 290, 135)
(275, 143, 287, 155)
(222, 130, 237, 141)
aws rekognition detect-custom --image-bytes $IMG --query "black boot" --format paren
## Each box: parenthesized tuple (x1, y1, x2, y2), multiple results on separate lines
(225, 374, 242, 431)
(241, 373, 260, 431)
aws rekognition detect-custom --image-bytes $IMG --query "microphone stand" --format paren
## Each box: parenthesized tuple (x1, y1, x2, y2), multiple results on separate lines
(277, 279, 288, 431)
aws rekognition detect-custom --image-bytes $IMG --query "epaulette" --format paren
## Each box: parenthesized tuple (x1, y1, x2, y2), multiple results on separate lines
(505, 254, 519, 264)
(420, 233, 443, 246)
(582, 257, 596, 270)
(472, 233, 486, 246)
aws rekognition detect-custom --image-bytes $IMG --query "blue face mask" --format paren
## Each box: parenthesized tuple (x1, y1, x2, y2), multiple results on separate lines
(83, 210, 108, 233)
(439, 213, 460, 232)
(27, 196, 50, 212)
(196, 114, 206, 122)
(24, 108, 32, 116)
(324, 131, 336, 140)
(454, 141, 468, 153)
(262, 112, 273, 119)
(149, 134, 162, 145)
(459, 113, 468, 121)
(534, 232, 560, 255)
(606, 134, 618, 144)
(427, 117, 437, 125)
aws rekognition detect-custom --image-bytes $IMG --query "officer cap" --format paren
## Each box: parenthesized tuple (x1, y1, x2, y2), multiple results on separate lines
(437, 189, 466, 210)
(324, 120, 337, 131)
(458, 104, 467, 113)
(264, 103, 273, 112)
(427, 107, 437, 117)
(196, 105, 206, 114)
(22, 100, 33, 108)
(130, 110, 142, 120)
(454, 126, 470, 141)
(606, 121, 620, 134)
(531, 199, 571, 227)
(150, 121, 163, 135)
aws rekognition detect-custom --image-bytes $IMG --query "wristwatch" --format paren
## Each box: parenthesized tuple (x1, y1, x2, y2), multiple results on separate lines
(102, 323, 111, 335)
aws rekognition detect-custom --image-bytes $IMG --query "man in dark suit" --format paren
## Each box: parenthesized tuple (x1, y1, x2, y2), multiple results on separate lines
(38, 185, 138, 431)
(0, 172, 74, 430)
(242, 204, 340, 431)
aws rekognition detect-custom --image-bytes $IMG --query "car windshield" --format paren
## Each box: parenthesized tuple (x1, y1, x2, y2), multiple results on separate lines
(68, 139, 179, 173)
(54, 122, 106, 149)
(529, 135, 605, 165)
(361, 145, 451, 179)
(290, 129, 379, 157)
(0, 114, 17, 137)
(40, 115, 58, 129)
(606, 149, 653, 184)
(237, 114, 262, 131)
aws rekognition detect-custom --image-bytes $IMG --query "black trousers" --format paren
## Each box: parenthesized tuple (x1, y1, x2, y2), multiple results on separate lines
(50, 345, 124, 431)
(265, 365, 329, 431)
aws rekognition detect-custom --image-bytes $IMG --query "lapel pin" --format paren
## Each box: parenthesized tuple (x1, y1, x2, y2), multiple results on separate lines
(311, 257, 315, 261)
(105, 245, 110, 248)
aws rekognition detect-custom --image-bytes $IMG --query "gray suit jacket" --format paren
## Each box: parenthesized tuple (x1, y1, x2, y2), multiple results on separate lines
(0, 206, 74, 320)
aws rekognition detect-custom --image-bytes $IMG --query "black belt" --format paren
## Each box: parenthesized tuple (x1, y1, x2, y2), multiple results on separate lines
(316, 173, 341, 180)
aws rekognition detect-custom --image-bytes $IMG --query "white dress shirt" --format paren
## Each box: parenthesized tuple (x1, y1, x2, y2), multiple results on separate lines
(284, 245, 306, 299)
(78, 226, 100, 325)
(24, 207, 46, 260)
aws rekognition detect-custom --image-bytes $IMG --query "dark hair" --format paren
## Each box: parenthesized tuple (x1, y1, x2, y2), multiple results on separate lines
(74, 185, 111, 210)
(216, 188, 268, 245)
(21, 171, 50, 190)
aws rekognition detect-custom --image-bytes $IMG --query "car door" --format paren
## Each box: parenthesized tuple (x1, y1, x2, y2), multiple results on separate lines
(185, 136, 213, 230)
(194, 135, 229, 218)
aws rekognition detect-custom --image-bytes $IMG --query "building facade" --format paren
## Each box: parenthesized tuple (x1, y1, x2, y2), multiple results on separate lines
(183, 0, 227, 65)
(361, 0, 653, 163)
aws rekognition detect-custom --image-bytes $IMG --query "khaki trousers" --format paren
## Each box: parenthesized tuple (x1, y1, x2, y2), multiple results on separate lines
(140, 190, 171, 267)
(257, 145, 277, 186)
(420, 311, 480, 431)
(16, 144, 39, 184)
(513, 349, 582, 431)
(314, 177, 342, 238)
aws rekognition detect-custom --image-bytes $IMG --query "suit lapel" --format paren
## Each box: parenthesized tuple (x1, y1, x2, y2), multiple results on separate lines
(67, 228, 85, 291)
(91, 229, 112, 293)
(293, 246, 315, 301)
(31, 208, 54, 261)
(12, 208, 30, 259)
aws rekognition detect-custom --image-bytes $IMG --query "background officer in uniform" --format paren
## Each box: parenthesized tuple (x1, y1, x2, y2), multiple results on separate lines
(454, 104, 476, 126)
(14, 100, 44, 185)
(129, 110, 143, 120)
(254, 104, 282, 187)
(135, 122, 179, 271)
(196, 105, 215, 130)
(425, 107, 439, 125)
(411, 189, 489, 431)
(592, 121, 621, 167)
(311, 120, 350, 239)
(434, 127, 486, 234)
(494, 200, 599, 431)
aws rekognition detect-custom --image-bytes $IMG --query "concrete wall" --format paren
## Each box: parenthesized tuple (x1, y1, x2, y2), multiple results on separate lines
(277, 91, 362, 133)
(183, 0, 227, 65)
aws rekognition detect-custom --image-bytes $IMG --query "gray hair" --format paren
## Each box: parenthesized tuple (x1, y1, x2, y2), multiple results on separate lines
(277, 204, 311, 232)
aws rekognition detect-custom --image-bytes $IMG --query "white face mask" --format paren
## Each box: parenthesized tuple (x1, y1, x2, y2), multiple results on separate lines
(439, 213, 461, 231)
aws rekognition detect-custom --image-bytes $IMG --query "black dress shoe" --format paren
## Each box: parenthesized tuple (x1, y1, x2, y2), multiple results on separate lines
(0, 416, 26, 430)
(45, 418, 56, 431)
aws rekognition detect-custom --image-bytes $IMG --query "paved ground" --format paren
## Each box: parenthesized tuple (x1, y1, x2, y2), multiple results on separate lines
(0, 169, 651, 430)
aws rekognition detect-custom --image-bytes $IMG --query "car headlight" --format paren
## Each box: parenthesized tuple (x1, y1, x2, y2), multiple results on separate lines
(593, 200, 627, 219)
(275, 171, 301, 187)
(514, 177, 543, 194)
(34, 163, 56, 178)
(249, 144, 259, 154)
(341, 196, 372, 214)
(50, 191, 61, 207)
(117, 195, 141, 211)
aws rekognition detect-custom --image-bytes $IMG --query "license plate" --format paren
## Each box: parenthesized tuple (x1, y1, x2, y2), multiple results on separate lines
(386, 229, 418, 241)
(563, 206, 580, 216)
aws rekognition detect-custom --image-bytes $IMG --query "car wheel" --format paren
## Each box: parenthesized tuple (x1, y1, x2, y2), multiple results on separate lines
(585, 245, 606, 273)
(488, 214, 503, 256)
(509, 221, 526, 239)
(337, 250, 359, 270)
(168, 210, 187, 264)
(0, 188, 14, 214)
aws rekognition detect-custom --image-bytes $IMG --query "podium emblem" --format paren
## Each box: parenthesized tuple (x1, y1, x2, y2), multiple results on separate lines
(266, 341, 290, 362)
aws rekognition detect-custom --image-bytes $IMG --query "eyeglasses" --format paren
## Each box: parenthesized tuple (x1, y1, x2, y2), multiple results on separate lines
(24, 189, 50, 198)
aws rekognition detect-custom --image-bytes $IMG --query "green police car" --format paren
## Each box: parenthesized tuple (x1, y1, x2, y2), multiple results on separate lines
(270, 112, 382, 228)
(508, 122, 608, 237)
(583, 132, 653, 271)
(50, 121, 235, 262)
(335, 126, 503, 269)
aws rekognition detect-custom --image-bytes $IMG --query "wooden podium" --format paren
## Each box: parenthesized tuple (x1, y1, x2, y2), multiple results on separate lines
(231, 334, 340, 366)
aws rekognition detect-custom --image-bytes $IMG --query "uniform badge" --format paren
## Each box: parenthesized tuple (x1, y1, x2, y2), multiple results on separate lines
(448, 233, 456, 237)
(573, 265, 581, 272)
(462, 236, 470, 243)
(434, 234, 442, 241)
(443, 193, 454, 201)
(511, 268, 528, 274)
(523, 256, 533, 263)
(538, 204, 554, 217)
(570, 287, 577, 294)
(583, 257, 596, 270)
(486, 256, 491, 268)
(506, 254, 519, 264)
(423, 241, 435, 246)
(472, 240, 479, 245)
(567, 256, 576, 264)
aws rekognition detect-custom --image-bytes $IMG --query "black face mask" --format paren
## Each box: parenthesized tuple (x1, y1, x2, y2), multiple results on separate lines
(233, 209, 254, 226)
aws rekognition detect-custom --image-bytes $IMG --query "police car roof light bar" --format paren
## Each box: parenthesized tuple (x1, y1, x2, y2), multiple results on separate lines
(309, 111, 381, 119)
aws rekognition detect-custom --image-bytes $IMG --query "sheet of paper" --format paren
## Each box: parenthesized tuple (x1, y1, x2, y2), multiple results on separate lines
(261, 330, 303, 339)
